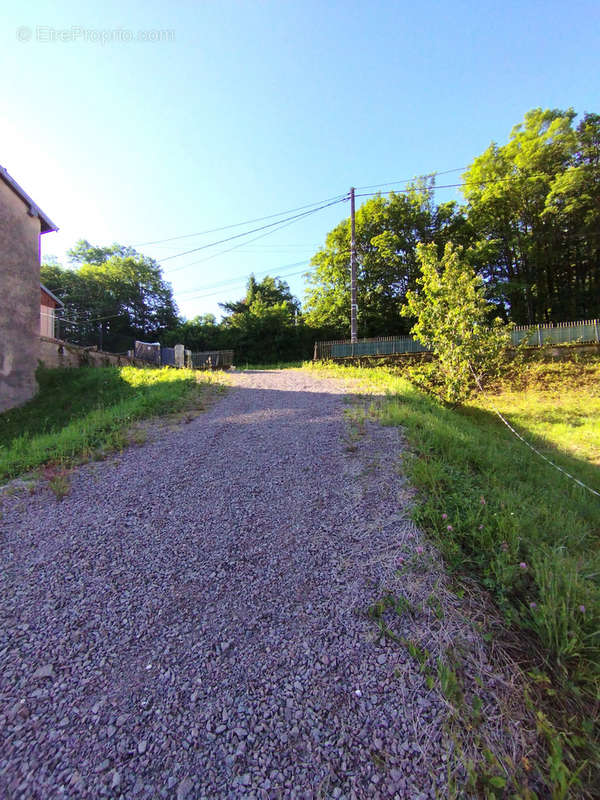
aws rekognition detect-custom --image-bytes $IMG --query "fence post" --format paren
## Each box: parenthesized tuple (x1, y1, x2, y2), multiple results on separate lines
(537, 325, 542, 347)
(174, 344, 185, 368)
(595, 320, 599, 343)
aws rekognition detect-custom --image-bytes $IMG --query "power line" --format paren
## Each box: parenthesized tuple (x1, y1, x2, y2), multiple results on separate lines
(134, 192, 348, 247)
(159, 197, 348, 265)
(161, 202, 345, 276)
(179, 269, 310, 303)
(355, 166, 467, 191)
(353, 171, 559, 200)
(176, 260, 310, 298)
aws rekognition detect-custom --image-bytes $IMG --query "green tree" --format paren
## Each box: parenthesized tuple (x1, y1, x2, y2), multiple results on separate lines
(462, 107, 600, 322)
(163, 314, 222, 351)
(304, 180, 471, 338)
(402, 242, 511, 405)
(219, 275, 306, 362)
(219, 274, 300, 316)
(41, 241, 178, 352)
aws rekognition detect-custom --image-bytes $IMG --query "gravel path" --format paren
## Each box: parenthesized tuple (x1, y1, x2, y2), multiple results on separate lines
(1, 369, 451, 799)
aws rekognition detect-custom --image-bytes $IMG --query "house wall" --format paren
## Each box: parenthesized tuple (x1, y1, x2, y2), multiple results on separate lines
(40, 288, 59, 338)
(0, 180, 42, 412)
(40, 307, 55, 338)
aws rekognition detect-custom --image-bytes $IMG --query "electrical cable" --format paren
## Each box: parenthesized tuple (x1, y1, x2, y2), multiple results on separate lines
(158, 196, 348, 264)
(134, 193, 348, 247)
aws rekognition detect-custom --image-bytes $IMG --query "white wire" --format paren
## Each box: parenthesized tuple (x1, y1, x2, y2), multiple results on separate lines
(470, 364, 600, 498)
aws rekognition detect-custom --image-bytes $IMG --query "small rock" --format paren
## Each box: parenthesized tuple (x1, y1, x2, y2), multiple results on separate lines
(377, 654, 386, 665)
(111, 771, 121, 789)
(32, 664, 55, 680)
(94, 759, 110, 773)
(240, 773, 252, 786)
(138, 739, 147, 755)
(177, 777, 194, 800)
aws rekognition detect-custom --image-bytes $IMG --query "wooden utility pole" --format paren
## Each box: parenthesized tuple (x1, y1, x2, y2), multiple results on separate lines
(350, 187, 358, 343)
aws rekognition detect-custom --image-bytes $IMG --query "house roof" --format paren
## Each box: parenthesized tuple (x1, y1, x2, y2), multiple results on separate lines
(0, 164, 58, 234)
(40, 283, 64, 307)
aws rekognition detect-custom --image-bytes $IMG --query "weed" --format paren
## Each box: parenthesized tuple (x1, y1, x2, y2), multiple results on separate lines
(45, 467, 70, 501)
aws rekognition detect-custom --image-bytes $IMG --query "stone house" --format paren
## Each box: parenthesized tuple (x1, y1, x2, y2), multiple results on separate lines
(0, 164, 58, 412)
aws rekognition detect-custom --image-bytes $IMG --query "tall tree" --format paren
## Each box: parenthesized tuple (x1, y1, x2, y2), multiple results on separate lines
(461, 107, 600, 322)
(219, 275, 305, 362)
(41, 241, 178, 351)
(304, 180, 471, 338)
(219, 274, 300, 316)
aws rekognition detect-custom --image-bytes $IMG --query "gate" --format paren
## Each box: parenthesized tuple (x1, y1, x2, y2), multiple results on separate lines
(160, 347, 175, 366)
(134, 340, 161, 365)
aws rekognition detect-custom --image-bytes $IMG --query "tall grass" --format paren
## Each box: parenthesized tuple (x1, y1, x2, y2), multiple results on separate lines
(0, 366, 219, 480)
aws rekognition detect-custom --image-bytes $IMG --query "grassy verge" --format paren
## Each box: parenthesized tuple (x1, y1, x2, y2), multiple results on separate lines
(308, 357, 600, 796)
(0, 365, 223, 482)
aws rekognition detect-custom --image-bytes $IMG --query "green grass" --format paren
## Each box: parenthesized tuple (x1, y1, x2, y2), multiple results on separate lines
(308, 356, 600, 794)
(0, 365, 221, 481)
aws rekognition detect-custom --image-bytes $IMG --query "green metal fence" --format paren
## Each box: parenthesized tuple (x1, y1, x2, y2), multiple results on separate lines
(314, 319, 600, 361)
(511, 320, 600, 346)
(189, 350, 234, 369)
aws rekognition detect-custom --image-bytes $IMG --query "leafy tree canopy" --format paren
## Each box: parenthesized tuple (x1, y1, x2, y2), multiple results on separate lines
(219, 274, 300, 317)
(462, 108, 600, 322)
(304, 180, 471, 338)
(41, 240, 178, 352)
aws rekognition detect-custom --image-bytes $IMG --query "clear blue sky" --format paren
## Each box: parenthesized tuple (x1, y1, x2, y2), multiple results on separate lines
(2, 0, 598, 320)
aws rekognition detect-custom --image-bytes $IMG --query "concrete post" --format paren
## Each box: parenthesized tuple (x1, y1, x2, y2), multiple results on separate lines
(174, 344, 185, 368)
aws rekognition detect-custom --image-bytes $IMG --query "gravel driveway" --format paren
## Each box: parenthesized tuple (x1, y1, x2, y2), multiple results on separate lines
(1, 369, 450, 799)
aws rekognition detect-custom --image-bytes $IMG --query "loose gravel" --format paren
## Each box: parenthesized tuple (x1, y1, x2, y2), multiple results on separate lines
(1, 369, 454, 799)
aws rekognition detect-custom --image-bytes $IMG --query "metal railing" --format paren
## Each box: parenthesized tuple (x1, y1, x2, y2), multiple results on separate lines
(189, 350, 234, 369)
(314, 319, 600, 360)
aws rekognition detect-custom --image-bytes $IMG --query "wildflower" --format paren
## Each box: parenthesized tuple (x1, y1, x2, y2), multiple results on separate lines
(579, 605, 586, 614)
(416, 546, 424, 555)
(478, 524, 484, 530)
(447, 525, 453, 532)
(529, 602, 537, 610)
(519, 562, 527, 570)
(441, 513, 448, 520)
(501, 541, 509, 552)
(480, 496, 486, 505)
(397, 557, 405, 566)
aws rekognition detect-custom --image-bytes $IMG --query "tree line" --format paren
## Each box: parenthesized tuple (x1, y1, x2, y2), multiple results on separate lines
(42, 107, 599, 363)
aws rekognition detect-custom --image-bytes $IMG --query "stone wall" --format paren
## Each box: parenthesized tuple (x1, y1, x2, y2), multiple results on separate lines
(39, 337, 147, 369)
(0, 180, 42, 412)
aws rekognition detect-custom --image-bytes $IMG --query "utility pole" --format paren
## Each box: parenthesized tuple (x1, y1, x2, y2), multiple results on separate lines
(350, 187, 358, 343)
